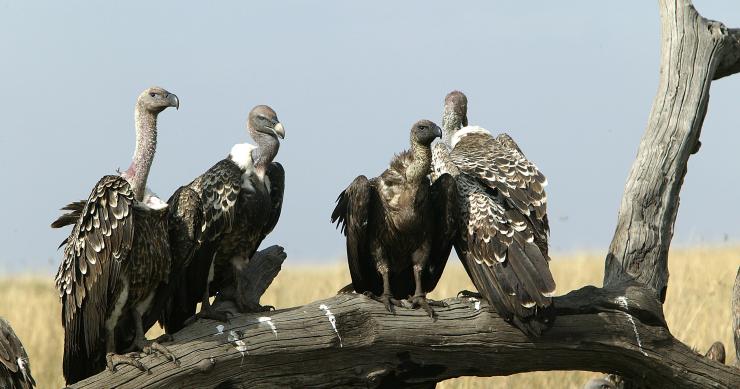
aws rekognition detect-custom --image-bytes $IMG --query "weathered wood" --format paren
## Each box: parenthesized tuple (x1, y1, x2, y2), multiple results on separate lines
(69, 283, 739, 389)
(604, 1, 740, 300)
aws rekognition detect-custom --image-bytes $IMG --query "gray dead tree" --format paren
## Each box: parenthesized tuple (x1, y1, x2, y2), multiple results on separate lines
(69, 1, 740, 388)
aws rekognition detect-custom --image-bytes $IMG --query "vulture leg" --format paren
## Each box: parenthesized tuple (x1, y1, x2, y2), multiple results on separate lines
(364, 248, 403, 313)
(127, 309, 179, 365)
(105, 327, 148, 374)
(408, 243, 447, 319)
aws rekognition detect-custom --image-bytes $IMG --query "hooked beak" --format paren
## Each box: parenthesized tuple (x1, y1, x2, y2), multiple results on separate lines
(167, 94, 179, 110)
(434, 125, 442, 138)
(271, 122, 285, 139)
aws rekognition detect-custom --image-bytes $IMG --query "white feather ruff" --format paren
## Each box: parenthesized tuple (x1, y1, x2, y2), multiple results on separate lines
(450, 125, 491, 148)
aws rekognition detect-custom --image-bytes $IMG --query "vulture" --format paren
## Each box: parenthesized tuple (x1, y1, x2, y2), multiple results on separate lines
(0, 317, 35, 389)
(332, 120, 459, 317)
(432, 91, 556, 335)
(160, 105, 285, 334)
(52, 87, 179, 384)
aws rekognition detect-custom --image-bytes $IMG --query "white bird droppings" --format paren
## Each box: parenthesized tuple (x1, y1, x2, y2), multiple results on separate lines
(258, 316, 278, 338)
(215, 324, 225, 336)
(615, 296, 648, 356)
(319, 304, 343, 347)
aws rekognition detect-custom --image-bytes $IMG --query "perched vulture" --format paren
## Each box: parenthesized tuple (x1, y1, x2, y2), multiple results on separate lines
(160, 105, 285, 334)
(432, 91, 556, 335)
(52, 87, 179, 384)
(332, 120, 458, 317)
(0, 317, 35, 389)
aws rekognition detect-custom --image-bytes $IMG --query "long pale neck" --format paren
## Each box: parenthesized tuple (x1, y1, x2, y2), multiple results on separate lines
(407, 142, 432, 183)
(126, 106, 158, 202)
(442, 110, 464, 146)
(250, 131, 279, 177)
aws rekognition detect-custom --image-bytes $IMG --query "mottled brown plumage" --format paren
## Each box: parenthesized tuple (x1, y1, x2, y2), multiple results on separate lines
(0, 317, 35, 389)
(161, 105, 285, 333)
(332, 120, 458, 317)
(432, 91, 555, 335)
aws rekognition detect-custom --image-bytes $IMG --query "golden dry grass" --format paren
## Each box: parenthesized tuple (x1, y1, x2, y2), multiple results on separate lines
(1, 246, 737, 389)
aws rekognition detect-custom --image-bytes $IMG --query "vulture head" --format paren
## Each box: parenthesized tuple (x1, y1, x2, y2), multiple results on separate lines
(248, 105, 285, 141)
(410, 119, 442, 146)
(137, 86, 179, 114)
(444, 90, 468, 127)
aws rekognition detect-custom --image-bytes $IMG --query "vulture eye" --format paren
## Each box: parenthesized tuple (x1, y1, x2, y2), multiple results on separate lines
(149, 93, 156, 98)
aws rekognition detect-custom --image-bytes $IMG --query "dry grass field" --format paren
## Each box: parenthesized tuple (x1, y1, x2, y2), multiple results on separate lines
(1, 246, 737, 389)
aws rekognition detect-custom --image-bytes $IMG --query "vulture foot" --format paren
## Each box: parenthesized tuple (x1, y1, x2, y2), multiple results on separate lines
(185, 307, 231, 326)
(408, 295, 447, 320)
(106, 352, 150, 374)
(457, 290, 482, 299)
(363, 291, 403, 313)
(142, 341, 179, 366)
(237, 302, 275, 313)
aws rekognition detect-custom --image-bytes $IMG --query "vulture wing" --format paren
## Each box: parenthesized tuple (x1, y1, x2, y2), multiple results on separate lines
(0, 317, 35, 389)
(450, 128, 555, 335)
(262, 162, 285, 237)
(159, 159, 242, 333)
(424, 173, 459, 292)
(54, 175, 135, 382)
(331, 176, 382, 295)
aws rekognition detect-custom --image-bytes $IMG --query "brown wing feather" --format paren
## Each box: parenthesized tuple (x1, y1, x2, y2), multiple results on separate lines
(54, 175, 134, 383)
(424, 173, 459, 291)
(331, 176, 381, 294)
(450, 129, 555, 335)
(0, 318, 35, 389)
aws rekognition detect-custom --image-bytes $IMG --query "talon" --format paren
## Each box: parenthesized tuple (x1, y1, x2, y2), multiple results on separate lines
(409, 295, 439, 320)
(457, 290, 482, 299)
(106, 352, 149, 374)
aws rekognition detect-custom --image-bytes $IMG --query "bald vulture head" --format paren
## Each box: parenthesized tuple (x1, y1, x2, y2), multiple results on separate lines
(248, 105, 285, 141)
(137, 86, 179, 114)
(410, 119, 442, 146)
(444, 90, 468, 126)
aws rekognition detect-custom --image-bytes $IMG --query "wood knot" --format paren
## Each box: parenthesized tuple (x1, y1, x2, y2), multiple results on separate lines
(196, 357, 216, 373)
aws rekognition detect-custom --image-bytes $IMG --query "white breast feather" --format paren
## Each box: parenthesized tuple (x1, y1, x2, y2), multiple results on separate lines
(141, 187, 168, 210)
(230, 143, 257, 171)
(451, 125, 491, 148)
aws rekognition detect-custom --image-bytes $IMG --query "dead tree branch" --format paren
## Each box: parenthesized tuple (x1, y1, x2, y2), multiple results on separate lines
(605, 1, 740, 299)
(69, 284, 738, 389)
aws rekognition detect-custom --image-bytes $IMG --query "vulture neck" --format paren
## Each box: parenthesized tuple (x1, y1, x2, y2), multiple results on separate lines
(250, 131, 279, 178)
(125, 106, 158, 202)
(407, 141, 432, 183)
(442, 110, 464, 146)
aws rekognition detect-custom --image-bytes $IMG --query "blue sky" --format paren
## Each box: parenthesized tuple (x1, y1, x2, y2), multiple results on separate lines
(1, 1, 739, 273)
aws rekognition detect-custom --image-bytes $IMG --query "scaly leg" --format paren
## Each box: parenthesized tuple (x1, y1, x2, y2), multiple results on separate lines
(364, 264, 403, 313)
(408, 242, 447, 319)
(105, 320, 148, 374)
(127, 308, 179, 366)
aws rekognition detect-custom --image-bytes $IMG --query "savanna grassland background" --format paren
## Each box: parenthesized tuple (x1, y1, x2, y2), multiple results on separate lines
(1, 246, 737, 389)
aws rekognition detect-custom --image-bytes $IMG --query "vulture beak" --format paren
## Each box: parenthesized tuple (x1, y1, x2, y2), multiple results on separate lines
(167, 94, 180, 110)
(272, 122, 285, 139)
(434, 125, 442, 138)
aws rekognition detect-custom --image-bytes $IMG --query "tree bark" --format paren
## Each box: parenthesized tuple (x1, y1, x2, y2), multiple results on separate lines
(68, 284, 739, 389)
(604, 0, 740, 301)
(733, 267, 740, 368)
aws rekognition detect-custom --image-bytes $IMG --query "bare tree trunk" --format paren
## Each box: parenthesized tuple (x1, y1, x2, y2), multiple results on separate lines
(604, 0, 740, 301)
